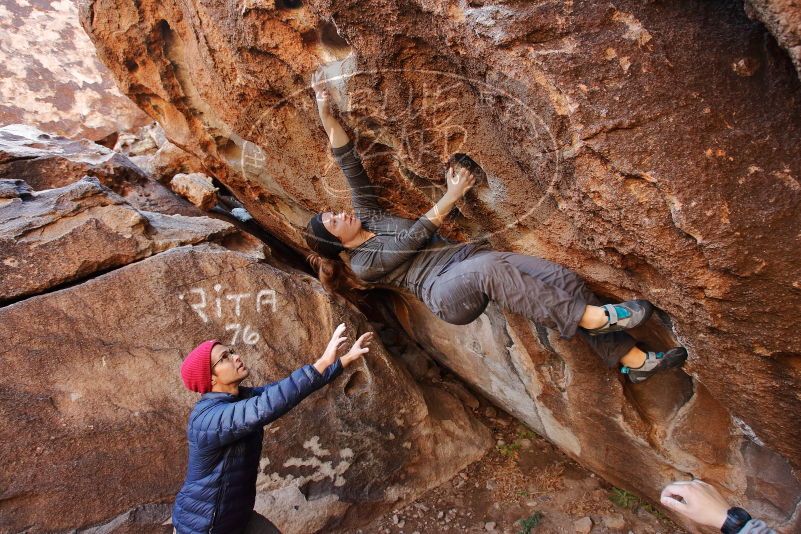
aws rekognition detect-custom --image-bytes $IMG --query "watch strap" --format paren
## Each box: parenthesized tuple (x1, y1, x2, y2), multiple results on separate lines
(721, 507, 752, 534)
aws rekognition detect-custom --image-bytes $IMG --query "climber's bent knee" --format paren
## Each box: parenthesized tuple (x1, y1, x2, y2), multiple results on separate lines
(432, 297, 490, 325)
(425, 271, 490, 325)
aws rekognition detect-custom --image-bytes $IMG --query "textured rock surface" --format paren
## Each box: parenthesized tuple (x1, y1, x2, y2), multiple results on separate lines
(170, 172, 218, 209)
(0, 244, 491, 532)
(0, 0, 148, 139)
(79, 0, 801, 529)
(0, 176, 238, 303)
(0, 124, 200, 215)
(114, 122, 207, 183)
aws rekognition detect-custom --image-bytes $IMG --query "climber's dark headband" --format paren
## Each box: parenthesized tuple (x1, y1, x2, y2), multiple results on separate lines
(306, 213, 346, 259)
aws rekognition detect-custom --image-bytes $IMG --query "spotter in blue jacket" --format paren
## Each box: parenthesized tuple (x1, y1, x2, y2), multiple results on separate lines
(172, 360, 343, 534)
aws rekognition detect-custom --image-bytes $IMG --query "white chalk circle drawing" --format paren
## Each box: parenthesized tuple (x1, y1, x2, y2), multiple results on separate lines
(237, 66, 562, 253)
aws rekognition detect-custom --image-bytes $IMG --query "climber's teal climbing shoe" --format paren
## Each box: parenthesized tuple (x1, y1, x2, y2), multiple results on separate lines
(621, 347, 688, 384)
(585, 300, 654, 336)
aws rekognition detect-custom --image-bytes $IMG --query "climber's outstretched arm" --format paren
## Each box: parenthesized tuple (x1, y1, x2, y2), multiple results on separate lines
(312, 77, 381, 212)
(313, 73, 350, 149)
(311, 71, 474, 225)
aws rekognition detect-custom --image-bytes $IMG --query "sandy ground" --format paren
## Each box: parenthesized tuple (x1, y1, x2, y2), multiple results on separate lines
(356, 378, 686, 534)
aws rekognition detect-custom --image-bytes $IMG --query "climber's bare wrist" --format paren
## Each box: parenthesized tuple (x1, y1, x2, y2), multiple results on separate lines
(318, 111, 337, 128)
(425, 196, 457, 227)
(318, 115, 350, 148)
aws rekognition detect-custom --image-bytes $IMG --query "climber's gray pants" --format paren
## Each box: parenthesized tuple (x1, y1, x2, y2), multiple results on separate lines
(424, 250, 636, 368)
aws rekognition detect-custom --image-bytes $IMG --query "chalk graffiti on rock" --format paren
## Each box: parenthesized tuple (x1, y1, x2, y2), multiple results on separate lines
(178, 284, 277, 345)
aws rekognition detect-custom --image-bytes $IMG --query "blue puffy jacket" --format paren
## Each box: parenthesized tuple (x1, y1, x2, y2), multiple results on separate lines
(172, 360, 343, 534)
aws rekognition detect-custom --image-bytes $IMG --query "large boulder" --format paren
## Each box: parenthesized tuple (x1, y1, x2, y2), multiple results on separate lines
(393, 295, 801, 530)
(0, 176, 239, 303)
(113, 122, 208, 183)
(79, 0, 801, 529)
(0, 243, 491, 532)
(0, 124, 200, 215)
(0, 0, 148, 140)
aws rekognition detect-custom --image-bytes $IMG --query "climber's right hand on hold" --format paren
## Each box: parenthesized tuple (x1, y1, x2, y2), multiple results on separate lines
(312, 70, 332, 118)
(444, 165, 477, 202)
(425, 165, 477, 227)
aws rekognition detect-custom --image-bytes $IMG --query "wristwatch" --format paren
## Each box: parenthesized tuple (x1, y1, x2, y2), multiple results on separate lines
(721, 507, 752, 534)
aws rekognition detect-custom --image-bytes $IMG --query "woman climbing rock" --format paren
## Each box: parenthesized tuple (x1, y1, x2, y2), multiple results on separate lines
(305, 79, 687, 383)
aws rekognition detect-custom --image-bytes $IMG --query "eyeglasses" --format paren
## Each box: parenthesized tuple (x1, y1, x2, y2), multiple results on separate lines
(211, 349, 234, 371)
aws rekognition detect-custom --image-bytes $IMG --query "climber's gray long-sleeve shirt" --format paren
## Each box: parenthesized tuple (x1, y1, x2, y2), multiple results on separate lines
(739, 519, 775, 533)
(332, 141, 480, 298)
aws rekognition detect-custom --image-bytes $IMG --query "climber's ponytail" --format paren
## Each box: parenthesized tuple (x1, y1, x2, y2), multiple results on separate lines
(307, 253, 368, 301)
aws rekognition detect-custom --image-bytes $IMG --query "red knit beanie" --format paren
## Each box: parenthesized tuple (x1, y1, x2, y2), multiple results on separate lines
(181, 339, 219, 393)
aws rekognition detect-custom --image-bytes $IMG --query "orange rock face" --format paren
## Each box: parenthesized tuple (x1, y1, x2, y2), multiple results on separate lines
(78, 0, 801, 530)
